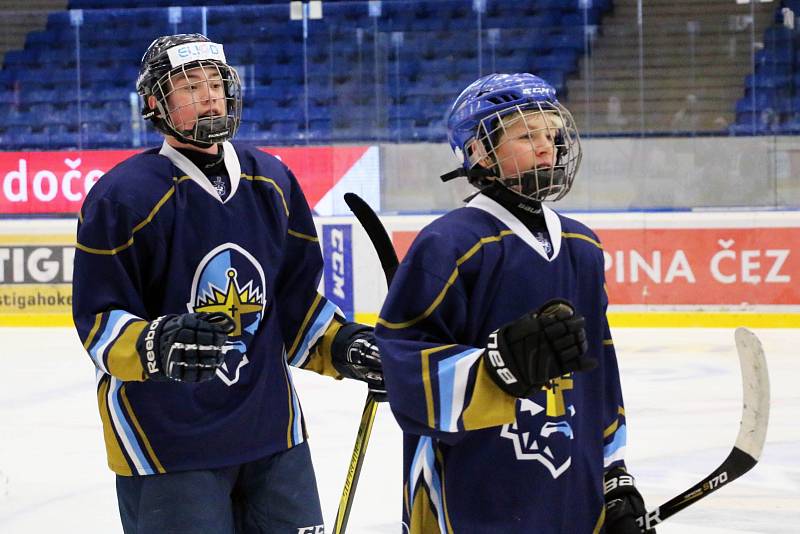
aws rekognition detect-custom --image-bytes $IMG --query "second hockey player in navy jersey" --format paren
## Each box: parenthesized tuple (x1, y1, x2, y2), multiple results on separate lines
(375, 73, 654, 533)
(72, 33, 384, 533)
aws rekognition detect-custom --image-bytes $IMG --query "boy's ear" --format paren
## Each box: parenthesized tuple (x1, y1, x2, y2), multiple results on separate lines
(468, 139, 493, 168)
(147, 95, 161, 116)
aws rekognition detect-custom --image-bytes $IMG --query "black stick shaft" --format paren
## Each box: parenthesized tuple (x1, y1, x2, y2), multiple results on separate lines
(333, 193, 399, 534)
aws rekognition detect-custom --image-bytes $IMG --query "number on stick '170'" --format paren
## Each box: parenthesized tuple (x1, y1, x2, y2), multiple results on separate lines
(636, 327, 770, 531)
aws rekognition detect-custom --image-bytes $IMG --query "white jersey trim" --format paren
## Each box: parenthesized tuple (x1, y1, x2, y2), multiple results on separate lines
(467, 194, 562, 262)
(159, 140, 241, 204)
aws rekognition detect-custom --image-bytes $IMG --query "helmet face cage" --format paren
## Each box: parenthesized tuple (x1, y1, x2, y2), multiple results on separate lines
(445, 73, 582, 202)
(150, 60, 242, 147)
(468, 101, 581, 202)
(137, 35, 242, 147)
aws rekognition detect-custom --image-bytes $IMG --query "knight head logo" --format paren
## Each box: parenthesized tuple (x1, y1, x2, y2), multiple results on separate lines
(188, 243, 266, 385)
(500, 376, 576, 479)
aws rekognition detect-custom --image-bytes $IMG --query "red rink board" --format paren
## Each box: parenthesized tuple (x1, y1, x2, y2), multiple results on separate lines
(392, 226, 799, 306)
(0, 146, 369, 215)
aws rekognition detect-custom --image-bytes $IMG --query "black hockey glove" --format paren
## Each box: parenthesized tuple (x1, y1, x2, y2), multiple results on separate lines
(483, 299, 595, 398)
(604, 467, 656, 534)
(331, 323, 387, 401)
(136, 312, 235, 383)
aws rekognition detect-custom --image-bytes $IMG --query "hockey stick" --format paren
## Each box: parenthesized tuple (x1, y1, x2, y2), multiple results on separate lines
(332, 193, 399, 534)
(635, 327, 770, 531)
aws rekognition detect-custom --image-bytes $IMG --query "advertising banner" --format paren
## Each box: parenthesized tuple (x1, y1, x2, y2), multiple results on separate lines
(599, 227, 797, 306)
(322, 224, 354, 321)
(388, 223, 799, 307)
(0, 233, 75, 324)
(1, 213, 798, 327)
(0, 146, 379, 215)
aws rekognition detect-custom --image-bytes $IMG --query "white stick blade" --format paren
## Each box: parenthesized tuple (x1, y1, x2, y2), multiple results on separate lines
(733, 327, 770, 460)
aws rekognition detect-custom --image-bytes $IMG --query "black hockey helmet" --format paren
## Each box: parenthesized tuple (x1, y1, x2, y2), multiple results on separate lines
(136, 33, 242, 147)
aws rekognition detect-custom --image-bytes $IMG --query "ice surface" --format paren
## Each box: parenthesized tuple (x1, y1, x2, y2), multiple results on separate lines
(0, 327, 797, 533)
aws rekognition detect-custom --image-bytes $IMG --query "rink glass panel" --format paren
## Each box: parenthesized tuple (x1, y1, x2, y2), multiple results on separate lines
(0, 1, 797, 212)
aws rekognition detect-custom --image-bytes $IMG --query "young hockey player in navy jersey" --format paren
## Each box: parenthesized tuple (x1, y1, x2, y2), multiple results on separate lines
(375, 73, 654, 533)
(72, 33, 384, 534)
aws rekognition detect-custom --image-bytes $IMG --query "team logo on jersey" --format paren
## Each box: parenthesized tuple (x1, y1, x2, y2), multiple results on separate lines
(188, 243, 266, 386)
(500, 376, 575, 478)
(532, 230, 552, 256)
(211, 175, 227, 198)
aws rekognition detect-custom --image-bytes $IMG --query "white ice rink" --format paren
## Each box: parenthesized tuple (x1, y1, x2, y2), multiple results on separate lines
(0, 327, 798, 533)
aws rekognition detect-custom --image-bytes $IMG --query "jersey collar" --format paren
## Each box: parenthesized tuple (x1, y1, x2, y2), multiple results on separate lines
(467, 193, 562, 261)
(159, 141, 241, 203)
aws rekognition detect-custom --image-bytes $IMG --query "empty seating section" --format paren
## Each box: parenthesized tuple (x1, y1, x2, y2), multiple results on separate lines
(732, 0, 800, 134)
(0, 1, 618, 148)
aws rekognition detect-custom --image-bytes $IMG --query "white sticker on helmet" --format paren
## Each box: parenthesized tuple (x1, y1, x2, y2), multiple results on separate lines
(167, 41, 226, 68)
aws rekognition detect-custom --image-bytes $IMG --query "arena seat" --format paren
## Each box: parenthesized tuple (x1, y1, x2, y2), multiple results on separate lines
(0, 1, 615, 148)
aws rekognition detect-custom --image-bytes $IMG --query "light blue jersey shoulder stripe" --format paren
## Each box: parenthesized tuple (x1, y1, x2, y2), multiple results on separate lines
(437, 348, 484, 432)
(604, 424, 627, 468)
(289, 299, 340, 367)
(107, 377, 155, 475)
(90, 311, 139, 374)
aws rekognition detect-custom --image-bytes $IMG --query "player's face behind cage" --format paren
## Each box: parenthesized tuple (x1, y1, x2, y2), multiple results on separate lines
(151, 61, 241, 146)
(469, 104, 581, 202)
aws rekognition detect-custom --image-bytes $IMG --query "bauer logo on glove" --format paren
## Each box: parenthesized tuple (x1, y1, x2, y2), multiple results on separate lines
(484, 298, 595, 398)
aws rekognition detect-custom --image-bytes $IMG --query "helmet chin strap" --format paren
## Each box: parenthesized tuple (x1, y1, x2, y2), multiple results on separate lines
(440, 166, 494, 183)
(509, 167, 569, 200)
(441, 164, 568, 203)
(173, 116, 233, 148)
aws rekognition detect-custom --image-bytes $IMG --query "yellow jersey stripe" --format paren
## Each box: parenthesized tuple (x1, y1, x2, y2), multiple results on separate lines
(288, 228, 319, 242)
(282, 359, 295, 448)
(120, 385, 166, 474)
(378, 231, 514, 330)
(603, 406, 626, 439)
(592, 504, 606, 534)
(462, 358, 516, 431)
(83, 313, 103, 350)
(434, 446, 455, 534)
(76, 187, 175, 256)
(106, 321, 147, 381)
(241, 174, 289, 216)
(562, 232, 603, 250)
(287, 293, 323, 360)
(97, 376, 132, 476)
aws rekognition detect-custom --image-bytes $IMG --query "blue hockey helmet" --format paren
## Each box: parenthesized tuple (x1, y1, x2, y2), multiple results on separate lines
(442, 73, 581, 202)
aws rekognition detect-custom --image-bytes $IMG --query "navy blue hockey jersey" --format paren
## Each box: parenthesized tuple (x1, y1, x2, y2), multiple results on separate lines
(375, 194, 628, 533)
(73, 141, 344, 476)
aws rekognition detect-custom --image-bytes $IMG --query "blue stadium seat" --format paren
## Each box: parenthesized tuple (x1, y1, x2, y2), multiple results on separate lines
(745, 73, 791, 89)
(50, 124, 86, 149)
(3, 0, 618, 146)
(755, 47, 793, 65)
(16, 130, 51, 150)
(0, 91, 17, 104)
(763, 26, 795, 48)
(731, 109, 778, 134)
(736, 93, 778, 113)
(755, 61, 792, 77)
